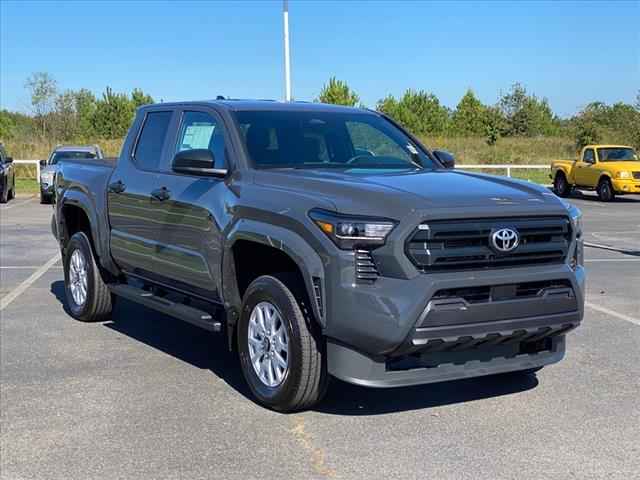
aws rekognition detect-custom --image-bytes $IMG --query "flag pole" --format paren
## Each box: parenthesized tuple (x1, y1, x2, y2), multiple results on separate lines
(283, 0, 292, 101)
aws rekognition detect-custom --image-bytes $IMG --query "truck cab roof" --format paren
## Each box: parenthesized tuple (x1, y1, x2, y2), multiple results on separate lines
(139, 99, 370, 114)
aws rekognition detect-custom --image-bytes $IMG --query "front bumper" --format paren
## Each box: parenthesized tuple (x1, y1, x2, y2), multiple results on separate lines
(40, 183, 54, 196)
(323, 257, 584, 387)
(328, 335, 566, 388)
(612, 178, 640, 194)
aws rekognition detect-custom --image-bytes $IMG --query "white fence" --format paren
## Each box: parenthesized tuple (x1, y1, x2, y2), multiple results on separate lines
(455, 164, 549, 177)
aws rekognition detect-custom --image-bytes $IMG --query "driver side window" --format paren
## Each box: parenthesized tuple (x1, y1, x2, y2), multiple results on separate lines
(346, 121, 410, 160)
(583, 149, 595, 163)
(176, 111, 227, 169)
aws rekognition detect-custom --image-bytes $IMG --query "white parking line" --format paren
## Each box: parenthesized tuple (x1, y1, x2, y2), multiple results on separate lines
(0, 253, 61, 311)
(0, 197, 35, 211)
(585, 259, 640, 262)
(586, 302, 640, 327)
(584, 242, 639, 254)
(0, 265, 62, 269)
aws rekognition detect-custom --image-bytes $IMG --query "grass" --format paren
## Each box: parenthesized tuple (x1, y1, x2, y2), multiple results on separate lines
(15, 178, 40, 195)
(6, 138, 123, 160)
(421, 135, 577, 166)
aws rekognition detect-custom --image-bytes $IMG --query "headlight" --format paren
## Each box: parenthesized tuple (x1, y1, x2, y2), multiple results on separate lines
(309, 209, 396, 250)
(616, 171, 631, 179)
(41, 172, 54, 184)
(568, 204, 582, 238)
(563, 202, 583, 269)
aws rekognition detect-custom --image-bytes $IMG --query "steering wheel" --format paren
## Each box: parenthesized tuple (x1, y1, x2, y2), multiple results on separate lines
(346, 154, 377, 166)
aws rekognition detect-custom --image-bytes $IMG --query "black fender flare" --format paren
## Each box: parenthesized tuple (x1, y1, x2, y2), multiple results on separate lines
(57, 189, 119, 275)
(222, 219, 326, 348)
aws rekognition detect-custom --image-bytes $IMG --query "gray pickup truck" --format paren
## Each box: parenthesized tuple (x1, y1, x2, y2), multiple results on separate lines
(53, 100, 585, 411)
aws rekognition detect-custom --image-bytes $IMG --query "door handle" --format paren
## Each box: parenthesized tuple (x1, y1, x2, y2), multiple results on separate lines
(151, 187, 171, 201)
(108, 180, 126, 193)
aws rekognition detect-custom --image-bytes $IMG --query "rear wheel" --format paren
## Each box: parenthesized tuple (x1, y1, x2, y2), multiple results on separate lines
(238, 275, 328, 412)
(597, 178, 615, 202)
(63, 232, 113, 322)
(553, 172, 571, 197)
(0, 182, 7, 203)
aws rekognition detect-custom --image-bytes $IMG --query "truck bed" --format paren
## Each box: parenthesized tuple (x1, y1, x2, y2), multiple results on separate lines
(53, 155, 116, 272)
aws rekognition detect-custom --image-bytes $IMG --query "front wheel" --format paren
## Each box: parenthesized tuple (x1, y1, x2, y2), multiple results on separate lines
(63, 232, 113, 322)
(597, 178, 615, 202)
(238, 275, 328, 412)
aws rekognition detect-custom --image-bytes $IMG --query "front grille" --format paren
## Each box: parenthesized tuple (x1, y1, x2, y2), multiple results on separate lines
(355, 250, 379, 283)
(432, 280, 573, 304)
(406, 216, 571, 272)
(633, 171, 640, 180)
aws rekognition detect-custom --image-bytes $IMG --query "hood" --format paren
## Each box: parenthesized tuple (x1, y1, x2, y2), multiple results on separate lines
(600, 161, 640, 171)
(254, 168, 566, 217)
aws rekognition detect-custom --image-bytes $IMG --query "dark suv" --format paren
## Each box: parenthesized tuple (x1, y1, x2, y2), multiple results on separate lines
(0, 143, 16, 203)
(53, 100, 585, 411)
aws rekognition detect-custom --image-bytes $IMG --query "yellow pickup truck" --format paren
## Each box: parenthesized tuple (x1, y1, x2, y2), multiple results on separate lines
(551, 145, 640, 201)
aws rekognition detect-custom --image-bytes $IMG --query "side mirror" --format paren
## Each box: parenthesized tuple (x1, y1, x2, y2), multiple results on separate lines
(433, 150, 455, 169)
(39, 160, 46, 167)
(172, 149, 227, 177)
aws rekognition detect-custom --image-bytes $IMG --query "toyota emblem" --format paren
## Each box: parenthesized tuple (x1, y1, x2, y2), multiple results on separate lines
(490, 228, 519, 253)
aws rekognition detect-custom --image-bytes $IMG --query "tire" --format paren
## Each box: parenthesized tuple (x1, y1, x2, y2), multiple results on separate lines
(0, 181, 7, 204)
(40, 191, 51, 204)
(63, 232, 113, 322)
(7, 181, 14, 200)
(553, 172, 571, 197)
(597, 178, 615, 202)
(238, 275, 328, 412)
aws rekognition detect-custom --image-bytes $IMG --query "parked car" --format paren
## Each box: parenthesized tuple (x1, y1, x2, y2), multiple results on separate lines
(551, 145, 640, 201)
(53, 100, 585, 412)
(40, 145, 103, 203)
(0, 143, 16, 203)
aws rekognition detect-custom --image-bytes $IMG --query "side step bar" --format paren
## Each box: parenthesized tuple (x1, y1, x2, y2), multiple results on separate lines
(109, 284, 222, 332)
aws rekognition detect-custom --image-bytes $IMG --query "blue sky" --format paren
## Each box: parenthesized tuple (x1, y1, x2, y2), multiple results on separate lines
(1, 0, 638, 117)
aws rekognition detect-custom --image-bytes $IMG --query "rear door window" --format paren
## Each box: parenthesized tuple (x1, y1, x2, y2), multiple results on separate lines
(134, 111, 173, 171)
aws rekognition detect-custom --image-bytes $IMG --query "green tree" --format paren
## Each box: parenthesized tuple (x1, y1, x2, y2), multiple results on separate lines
(377, 89, 449, 136)
(0, 110, 17, 140)
(498, 83, 557, 136)
(317, 77, 360, 106)
(451, 89, 487, 136)
(92, 87, 135, 139)
(24, 72, 58, 138)
(53, 90, 78, 141)
(74, 89, 98, 138)
(575, 120, 601, 150)
(131, 88, 154, 109)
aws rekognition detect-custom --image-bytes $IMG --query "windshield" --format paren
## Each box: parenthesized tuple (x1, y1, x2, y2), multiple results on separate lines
(49, 151, 96, 165)
(597, 148, 638, 162)
(234, 110, 437, 171)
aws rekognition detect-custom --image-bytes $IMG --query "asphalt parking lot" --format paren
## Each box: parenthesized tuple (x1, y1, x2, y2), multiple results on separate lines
(1, 192, 639, 480)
